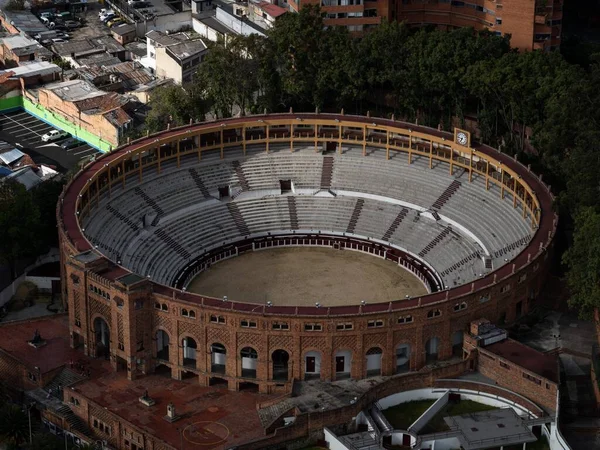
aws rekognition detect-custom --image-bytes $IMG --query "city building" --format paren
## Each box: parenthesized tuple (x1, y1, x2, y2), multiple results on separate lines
(395, 0, 564, 51)
(143, 31, 208, 84)
(0, 34, 53, 66)
(25, 79, 132, 149)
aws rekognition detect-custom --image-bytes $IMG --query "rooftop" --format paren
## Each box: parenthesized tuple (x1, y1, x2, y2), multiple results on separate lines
(193, 12, 235, 36)
(43, 79, 106, 102)
(72, 370, 273, 450)
(446, 408, 536, 450)
(52, 36, 124, 58)
(484, 339, 559, 383)
(124, 41, 148, 58)
(166, 39, 206, 60)
(0, 61, 60, 79)
(76, 52, 122, 68)
(1, 34, 49, 56)
(255, 1, 287, 18)
(0, 314, 80, 373)
(0, 10, 47, 35)
(111, 24, 136, 36)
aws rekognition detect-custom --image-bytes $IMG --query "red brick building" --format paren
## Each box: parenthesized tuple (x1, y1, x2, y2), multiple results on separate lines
(56, 114, 557, 400)
(289, 0, 564, 50)
(396, 0, 564, 51)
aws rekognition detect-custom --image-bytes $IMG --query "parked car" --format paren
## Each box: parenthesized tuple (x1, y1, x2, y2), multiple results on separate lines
(99, 9, 115, 21)
(41, 130, 69, 142)
(109, 19, 125, 28)
(102, 15, 116, 24)
(63, 20, 80, 30)
(60, 138, 81, 150)
(106, 18, 122, 27)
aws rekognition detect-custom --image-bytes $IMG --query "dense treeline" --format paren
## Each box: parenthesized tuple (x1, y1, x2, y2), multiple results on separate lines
(147, 7, 600, 318)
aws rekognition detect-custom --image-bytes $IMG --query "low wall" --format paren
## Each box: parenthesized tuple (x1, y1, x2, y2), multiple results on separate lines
(23, 98, 113, 152)
(236, 360, 469, 450)
(0, 92, 23, 111)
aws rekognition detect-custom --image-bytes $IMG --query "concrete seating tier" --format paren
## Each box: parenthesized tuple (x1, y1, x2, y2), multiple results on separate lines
(82, 144, 532, 288)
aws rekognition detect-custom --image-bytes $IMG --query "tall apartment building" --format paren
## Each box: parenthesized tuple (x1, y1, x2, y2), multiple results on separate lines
(289, 0, 563, 50)
(396, 0, 563, 51)
(288, 0, 391, 33)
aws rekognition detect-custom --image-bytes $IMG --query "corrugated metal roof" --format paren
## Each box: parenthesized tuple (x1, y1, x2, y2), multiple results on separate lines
(6, 167, 41, 190)
(0, 147, 24, 165)
(0, 166, 11, 177)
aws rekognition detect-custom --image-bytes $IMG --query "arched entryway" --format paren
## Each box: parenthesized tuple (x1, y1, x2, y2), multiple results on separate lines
(425, 337, 440, 363)
(93, 317, 110, 359)
(272, 350, 289, 381)
(211, 343, 226, 374)
(156, 330, 170, 361)
(395, 343, 411, 373)
(366, 347, 383, 377)
(240, 347, 258, 379)
(451, 331, 464, 357)
(182, 337, 197, 367)
(334, 350, 352, 380)
(304, 351, 321, 380)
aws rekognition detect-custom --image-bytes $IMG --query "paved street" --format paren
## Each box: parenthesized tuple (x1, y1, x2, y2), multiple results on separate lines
(0, 110, 100, 172)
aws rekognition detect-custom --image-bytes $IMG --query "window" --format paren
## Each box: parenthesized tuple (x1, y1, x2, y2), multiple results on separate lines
(500, 284, 511, 293)
(495, 18, 502, 25)
(210, 315, 226, 324)
(367, 320, 384, 328)
(336, 323, 353, 331)
(189, 310, 196, 319)
(92, 418, 112, 436)
(523, 372, 541, 385)
(27, 372, 37, 382)
(161, 304, 168, 311)
(479, 294, 490, 303)
(453, 302, 467, 312)
(155, 302, 161, 309)
(75, 319, 81, 327)
(398, 315, 413, 324)
(304, 323, 322, 331)
(241, 319, 257, 328)
(118, 343, 125, 351)
(272, 322, 289, 330)
(518, 273, 527, 283)
(427, 309, 441, 319)
(70, 396, 80, 406)
(499, 361, 510, 370)
(182, 309, 189, 317)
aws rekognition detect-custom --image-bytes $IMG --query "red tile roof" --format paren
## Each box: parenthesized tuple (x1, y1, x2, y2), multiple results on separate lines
(73, 371, 275, 449)
(0, 314, 81, 374)
(257, 1, 287, 18)
(483, 339, 559, 383)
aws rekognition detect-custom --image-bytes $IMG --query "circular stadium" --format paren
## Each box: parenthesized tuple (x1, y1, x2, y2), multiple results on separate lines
(58, 114, 556, 392)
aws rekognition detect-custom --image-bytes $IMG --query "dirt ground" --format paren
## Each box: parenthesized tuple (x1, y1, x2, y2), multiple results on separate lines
(187, 247, 428, 306)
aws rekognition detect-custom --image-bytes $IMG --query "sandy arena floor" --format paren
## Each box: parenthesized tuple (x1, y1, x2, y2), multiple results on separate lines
(187, 247, 428, 306)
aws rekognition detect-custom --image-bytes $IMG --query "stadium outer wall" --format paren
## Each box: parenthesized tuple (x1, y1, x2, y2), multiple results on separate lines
(57, 113, 557, 394)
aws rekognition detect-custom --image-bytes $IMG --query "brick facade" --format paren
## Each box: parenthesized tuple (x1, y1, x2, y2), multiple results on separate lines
(57, 114, 556, 396)
(396, 0, 564, 52)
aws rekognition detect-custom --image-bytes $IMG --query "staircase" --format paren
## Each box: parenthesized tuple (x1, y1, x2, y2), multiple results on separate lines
(418, 227, 452, 257)
(382, 208, 408, 241)
(287, 197, 298, 229)
(257, 398, 297, 429)
(320, 157, 334, 189)
(188, 168, 211, 198)
(44, 368, 85, 399)
(56, 405, 94, 438)
(227, 203, 251, 236)
(431, 180, 462, 211)
(154, 229, 191, 259)
(346, 199, 364, 234)
(135, 187, 164, 226)
(232, 160, 250, 191)
(106, 205, 139, 232)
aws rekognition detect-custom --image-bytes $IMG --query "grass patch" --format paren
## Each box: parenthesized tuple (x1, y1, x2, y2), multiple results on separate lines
(504, 436, 549, 450)
(420, 400, 498, 434)
(382, 399, 436, 430)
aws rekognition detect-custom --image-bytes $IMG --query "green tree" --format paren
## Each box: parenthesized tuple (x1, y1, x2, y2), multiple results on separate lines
(563, 208, 600, 319)
(31, 179, 65, 251)
(0, 181, 43, 279)
(145, 84, 208, 133)
(0, 404, 29, 445)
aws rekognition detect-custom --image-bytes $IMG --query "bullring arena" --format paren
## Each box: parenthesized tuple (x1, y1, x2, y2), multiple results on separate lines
(58, 113, 556, 394)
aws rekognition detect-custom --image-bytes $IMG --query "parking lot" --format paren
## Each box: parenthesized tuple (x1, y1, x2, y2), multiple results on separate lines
(0, 110, 100, 172)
